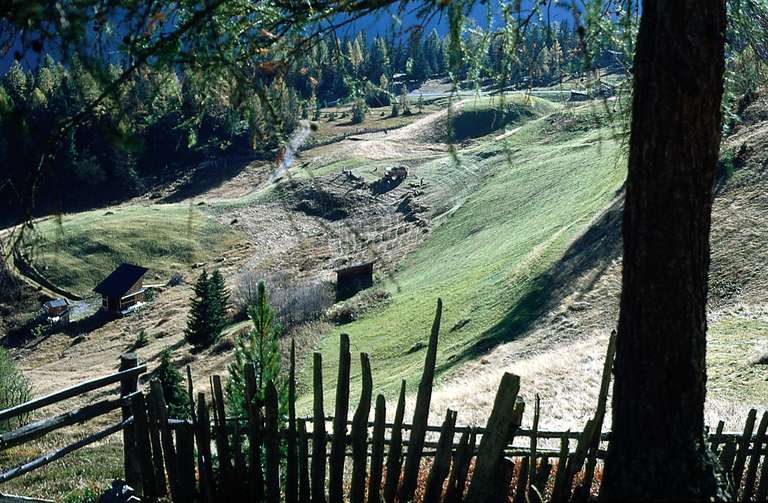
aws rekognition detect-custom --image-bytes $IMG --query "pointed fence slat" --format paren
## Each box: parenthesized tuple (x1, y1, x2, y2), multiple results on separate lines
(350, 353, 373, 503)
(149, 380, 180, 503)
(743, 411, 768, 501)
(311, 352, 327, 503)
(733, 408, 758, 493)
(531, 455, 552, 503)
(146, 389, 168, 498)
(383, 380, 407, 503)
(444, 428, 476, 503)
(130, 393, 157, 501)
(212, 375, 233, 499)
(298, 419, 311, 503)
(195, 393, 214, 503)
(550, 436, 571, 501)
(244, 363, 265, 502)
(398, 299, 443, 502)
(175, 423, 197, 502)
(265, 380, 281, 503)
(286, 338, 299, 503)
(465, 372, 523, 503)
(368, 395, 387, 503)
(512, 457, 530, 503)
(423, 409, 457, 502)
(329, 334, 351, 503)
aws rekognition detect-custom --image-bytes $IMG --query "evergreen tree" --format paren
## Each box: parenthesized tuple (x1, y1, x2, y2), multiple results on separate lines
(155, 348, 191, 419)
(185, 270, 228, 346)
(209, 269, 230, 336)
(226, 282, 287, 419)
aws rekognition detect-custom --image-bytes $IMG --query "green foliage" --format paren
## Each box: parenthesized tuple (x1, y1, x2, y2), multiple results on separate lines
(155, 348, 191, 419)
(185, 269, 230, 347)
(134, 328, 149, 348)
(0, 347, 32, 432)
(350, 96, 367, 124)
(226, 282, 287, 420)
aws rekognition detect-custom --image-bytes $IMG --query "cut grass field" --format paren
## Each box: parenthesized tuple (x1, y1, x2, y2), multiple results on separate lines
(299, 104, 627, 410)
(30, 204, 242, 296)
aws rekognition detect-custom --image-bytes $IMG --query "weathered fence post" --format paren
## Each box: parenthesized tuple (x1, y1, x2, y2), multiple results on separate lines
(195, 393, 215, 503)
(146, 389, 168, 498)
(175, 423, 197, 502)
(383, 380, 407, 503)
(212, 375, 234, 498)
(298, 418, 311, 502)
(245, 363, 265, 501)
(743, 411, 768, 501)
(120, 352, 141, 492)
(265, 380, 281, 503)
(287, 338, 299, 503)
(398, 299, 443, 502)
(368, 394, 387, 503)
(465, 372, 523, 503)
(573, 331, 616, 501)
(130, 392, 157, 501)
(423, 409, 457, 502)
(350, 353, 373, 503)
(733, 408, 758, 494)
(311, 352, 327, 503)
(444, 428, 476, 503)
(329, 334, 351, 503)
(531, 455, 552, 503)
(149, 379, 180, 502)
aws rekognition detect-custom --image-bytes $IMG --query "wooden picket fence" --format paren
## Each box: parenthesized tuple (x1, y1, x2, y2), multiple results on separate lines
(0, 301, 766, 501)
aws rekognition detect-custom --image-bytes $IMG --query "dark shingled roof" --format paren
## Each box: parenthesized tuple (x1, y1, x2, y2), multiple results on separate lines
(93, 263, 148, 298)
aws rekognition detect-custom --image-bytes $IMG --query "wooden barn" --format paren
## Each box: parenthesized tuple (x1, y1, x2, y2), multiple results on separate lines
(42, 298, 70, 324)
(94, 263, 148, 314)
(335, 262, 374, 301)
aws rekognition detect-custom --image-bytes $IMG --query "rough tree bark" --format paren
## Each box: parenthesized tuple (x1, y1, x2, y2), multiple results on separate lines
(600, 1, 729, 500)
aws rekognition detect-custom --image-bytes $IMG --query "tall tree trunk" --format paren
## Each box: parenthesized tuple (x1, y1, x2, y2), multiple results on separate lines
(600, 1, 730, 500)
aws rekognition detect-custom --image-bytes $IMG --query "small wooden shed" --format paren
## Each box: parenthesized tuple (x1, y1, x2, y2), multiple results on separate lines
(335, 262, 374, 301)
(94, 263, 148, 314)
(42, 298, 70, 323)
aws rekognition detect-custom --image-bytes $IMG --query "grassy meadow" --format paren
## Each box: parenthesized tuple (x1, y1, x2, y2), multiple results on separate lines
(30, 204, 241, 296)
(299, 103, 628, 410)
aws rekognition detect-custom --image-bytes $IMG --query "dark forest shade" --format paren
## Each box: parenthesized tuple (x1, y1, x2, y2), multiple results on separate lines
(94, 263, 148, 313)
(335, 263, 374, 301)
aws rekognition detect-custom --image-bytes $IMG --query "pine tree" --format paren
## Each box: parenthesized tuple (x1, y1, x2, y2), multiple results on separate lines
(209, 269, 230, 336)
(185, 270, 214, 346)
(226, 282, 287, 419)
(155, 348, 191, 419)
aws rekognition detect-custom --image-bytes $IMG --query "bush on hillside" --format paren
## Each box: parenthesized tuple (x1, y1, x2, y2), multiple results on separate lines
(328, 287, 391, 324)
(350, 97, 367, 124)
(0, 347, 32, 432)
(234, 271, 334, 328)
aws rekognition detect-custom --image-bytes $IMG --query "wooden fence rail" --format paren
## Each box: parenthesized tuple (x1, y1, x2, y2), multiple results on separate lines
(1, 300, 766, 501)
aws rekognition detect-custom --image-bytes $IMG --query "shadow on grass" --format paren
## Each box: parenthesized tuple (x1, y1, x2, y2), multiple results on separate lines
(439, 192, 625, 372)
(160, 154, 266, 203)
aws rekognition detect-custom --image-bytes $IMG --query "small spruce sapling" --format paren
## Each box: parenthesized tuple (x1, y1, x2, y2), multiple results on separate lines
(155, 348, 191, 419)
(226, 281, 288, 420)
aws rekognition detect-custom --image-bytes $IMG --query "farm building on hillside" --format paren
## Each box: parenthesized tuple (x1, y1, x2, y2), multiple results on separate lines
(335, 262, 374, 301)
(42, 298, 70, 324)
(94, 263, 148, 314)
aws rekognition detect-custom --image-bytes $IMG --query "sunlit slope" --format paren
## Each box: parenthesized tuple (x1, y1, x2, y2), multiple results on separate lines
(303, 107, 627, 408)
(31, 204, 240, 296)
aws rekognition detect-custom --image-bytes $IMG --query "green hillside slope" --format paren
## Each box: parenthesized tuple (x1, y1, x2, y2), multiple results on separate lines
(30, 205, 240, 296)
(303, 106, 627, 408)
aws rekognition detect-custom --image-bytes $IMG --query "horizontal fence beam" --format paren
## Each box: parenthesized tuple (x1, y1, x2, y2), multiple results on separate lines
(0, 392, 139, 451)
(0, 417, 133, 484)
(0, 365, 146, 423)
